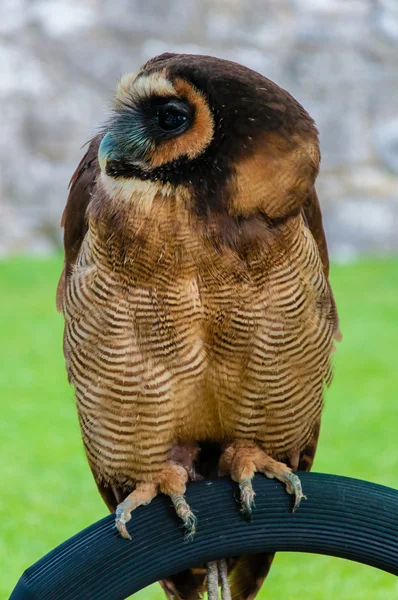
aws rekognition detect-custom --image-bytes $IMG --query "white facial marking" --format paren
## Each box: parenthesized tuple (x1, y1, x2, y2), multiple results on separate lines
(99, 172, 175, 213)
(115, 71, 177, 107)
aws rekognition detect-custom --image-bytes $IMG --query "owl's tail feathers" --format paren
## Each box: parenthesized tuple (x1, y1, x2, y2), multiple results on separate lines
(228, 553, 275, 600)
(159, 563, 226, 600)
(160, 567, 207, 599)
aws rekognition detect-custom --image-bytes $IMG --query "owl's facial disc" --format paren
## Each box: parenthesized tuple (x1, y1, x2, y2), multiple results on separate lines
(98, 71, 214, 179)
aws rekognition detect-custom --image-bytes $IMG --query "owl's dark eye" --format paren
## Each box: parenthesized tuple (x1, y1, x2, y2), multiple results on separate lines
(158, 109, 187, 131)
(156, 101, 192, 133)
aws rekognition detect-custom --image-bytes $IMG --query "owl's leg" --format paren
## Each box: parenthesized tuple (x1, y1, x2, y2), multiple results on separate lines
(116, 462, 196, 540)
(219, 440, 305, 516)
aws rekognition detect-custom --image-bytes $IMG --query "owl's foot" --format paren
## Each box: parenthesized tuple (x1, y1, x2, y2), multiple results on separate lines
(220, 440, 305, 516)
(115, 462, 195, 540)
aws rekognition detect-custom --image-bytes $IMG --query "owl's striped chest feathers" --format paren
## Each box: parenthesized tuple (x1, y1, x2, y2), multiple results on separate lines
(63, 198, 336, 483)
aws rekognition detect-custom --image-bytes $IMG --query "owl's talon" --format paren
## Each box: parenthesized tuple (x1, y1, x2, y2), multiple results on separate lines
(115, 519, 132, 540)
(281, 471, 306, 511)
(115, 503, 132, 540)
(171, 493, 197, 539)
(114, 482, 158, 540)
(239, 478, 255, 518)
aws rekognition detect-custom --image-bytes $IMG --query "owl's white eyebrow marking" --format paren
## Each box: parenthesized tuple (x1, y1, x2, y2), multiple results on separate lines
(115, 71, 177, 106)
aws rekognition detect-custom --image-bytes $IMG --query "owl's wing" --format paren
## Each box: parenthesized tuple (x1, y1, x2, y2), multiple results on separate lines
(299, 187, 340, 469)
(56, 135, 124, 512)
(303, 186, 342, 338)
(229, 189, 336, 600)
(302, 187, 330, 277)
(299, 188, 340, 464)
(56, 135, 101, 310)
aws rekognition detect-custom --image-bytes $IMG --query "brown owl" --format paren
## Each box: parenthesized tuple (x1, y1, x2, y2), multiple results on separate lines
(57, 53, 340, 600)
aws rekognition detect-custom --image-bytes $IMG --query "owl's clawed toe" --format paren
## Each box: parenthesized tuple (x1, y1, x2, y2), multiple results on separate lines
(115, 503, 133, 540)
(115, 482, 158, 540)
(263, 466, 306, 511)
(159, 461, 197, 537)
(239, 478, 256, 518)
(278, 471, 306, 511)
(171, 493, 197, 539)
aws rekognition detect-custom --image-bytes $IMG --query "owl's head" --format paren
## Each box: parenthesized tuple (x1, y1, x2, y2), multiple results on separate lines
(98, 53, 320, 218)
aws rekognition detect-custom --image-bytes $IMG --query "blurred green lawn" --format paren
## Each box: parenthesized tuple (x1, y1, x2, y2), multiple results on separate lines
(1, 256, 398, 599)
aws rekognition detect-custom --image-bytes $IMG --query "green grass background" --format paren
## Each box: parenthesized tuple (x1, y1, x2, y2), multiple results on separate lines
(1, 256, 397, 599)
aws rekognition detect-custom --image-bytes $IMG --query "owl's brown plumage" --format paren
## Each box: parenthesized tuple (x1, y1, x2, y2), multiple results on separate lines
(57, 53, 340, 599)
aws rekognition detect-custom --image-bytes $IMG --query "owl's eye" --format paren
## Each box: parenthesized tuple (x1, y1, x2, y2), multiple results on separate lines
(158, 109, 186, 131)
(156, 101, 192, 133)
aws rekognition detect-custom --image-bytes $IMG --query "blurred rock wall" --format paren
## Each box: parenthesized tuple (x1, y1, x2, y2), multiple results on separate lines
(1, 0, 398, 258)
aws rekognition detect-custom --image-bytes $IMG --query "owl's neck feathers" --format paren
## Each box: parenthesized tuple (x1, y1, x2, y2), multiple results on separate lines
(87, 170, 303, 285)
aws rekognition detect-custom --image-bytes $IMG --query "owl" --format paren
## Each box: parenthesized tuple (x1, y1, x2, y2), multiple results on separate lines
(57, 53, 340, 600)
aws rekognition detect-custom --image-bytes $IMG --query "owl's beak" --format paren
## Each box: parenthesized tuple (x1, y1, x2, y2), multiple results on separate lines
(98, 132, 118, 174)
(98, 125, 152, 177)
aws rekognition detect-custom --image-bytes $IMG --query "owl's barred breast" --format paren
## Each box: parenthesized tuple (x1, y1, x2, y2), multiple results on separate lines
(64, 203, 336, 487)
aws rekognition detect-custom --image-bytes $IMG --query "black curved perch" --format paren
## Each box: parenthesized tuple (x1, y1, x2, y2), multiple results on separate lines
(10, 473, 398, 600)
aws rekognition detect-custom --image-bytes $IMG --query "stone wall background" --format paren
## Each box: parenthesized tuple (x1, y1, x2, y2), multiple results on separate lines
(1, 0, 397, 258)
